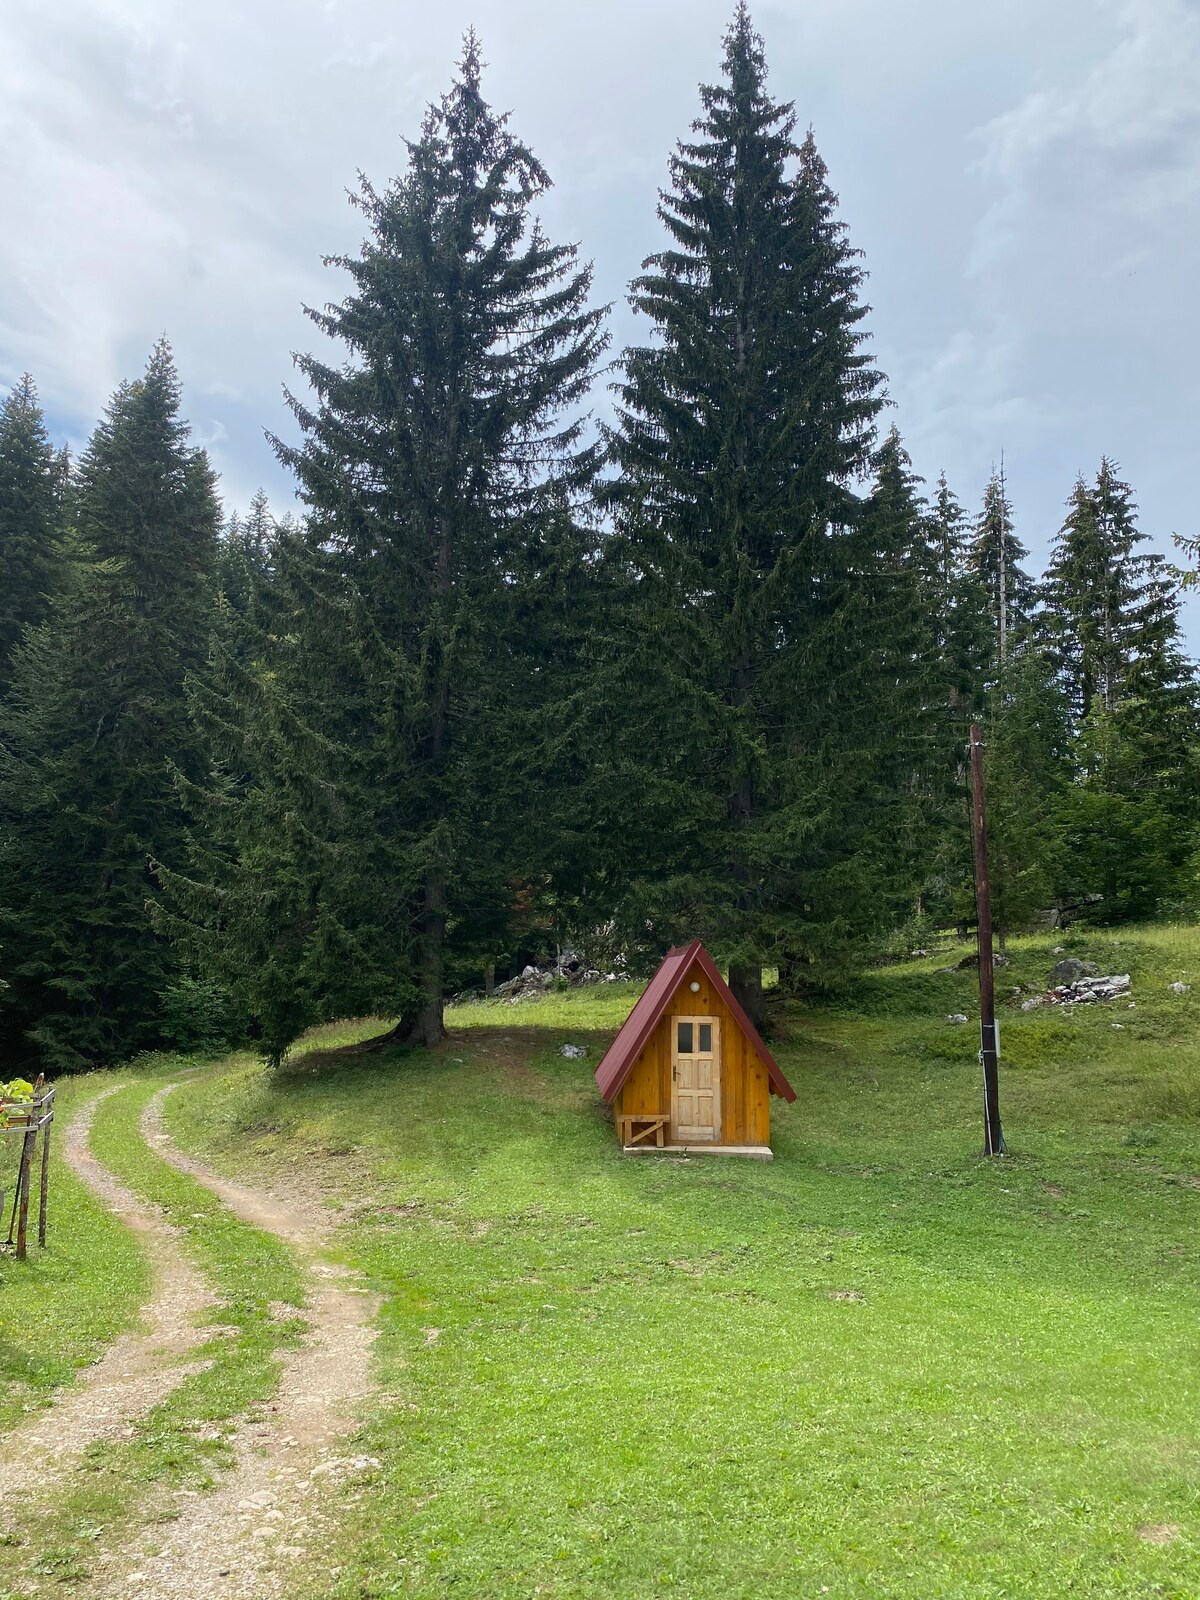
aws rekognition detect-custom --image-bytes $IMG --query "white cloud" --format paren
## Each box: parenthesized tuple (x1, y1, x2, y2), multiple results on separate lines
(0, 0, 1197, 642)
(973, 0, 1200, 331)
(901, 0, 1200, 562)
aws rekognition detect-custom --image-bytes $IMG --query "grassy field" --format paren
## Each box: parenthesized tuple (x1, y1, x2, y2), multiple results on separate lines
(147, 924, 1200, 1599)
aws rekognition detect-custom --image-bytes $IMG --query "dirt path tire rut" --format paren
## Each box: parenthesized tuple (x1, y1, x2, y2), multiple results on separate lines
(88, 1083, 379, 1600)
(0, 1088, 216, 1499)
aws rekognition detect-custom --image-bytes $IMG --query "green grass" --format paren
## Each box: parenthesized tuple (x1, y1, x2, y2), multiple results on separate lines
(158, 924, 1200, 1598)
(0, 1068, 309, 1595)
(0, 1072, 149, 1436)
(447, 981, 646, 1032)
(87, 1071, 306, 1338)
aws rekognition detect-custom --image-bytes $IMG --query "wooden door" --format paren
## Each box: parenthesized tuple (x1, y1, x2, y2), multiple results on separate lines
(671, 1016, 721, 1142)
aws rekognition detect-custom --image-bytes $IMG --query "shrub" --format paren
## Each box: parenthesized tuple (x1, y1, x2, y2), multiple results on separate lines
(157, 976, 246, 1055)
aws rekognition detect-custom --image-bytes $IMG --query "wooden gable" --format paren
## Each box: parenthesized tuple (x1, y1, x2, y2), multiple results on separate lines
(594, 941, 795, 1154)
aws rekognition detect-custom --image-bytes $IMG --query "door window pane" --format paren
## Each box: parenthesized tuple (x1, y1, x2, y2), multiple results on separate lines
(698, 1023, 712, 1053)
(677, 1021, 693, 1054)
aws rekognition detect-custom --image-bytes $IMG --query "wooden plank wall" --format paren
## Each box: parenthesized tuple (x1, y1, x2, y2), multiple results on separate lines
(613, 960, 770, 1145)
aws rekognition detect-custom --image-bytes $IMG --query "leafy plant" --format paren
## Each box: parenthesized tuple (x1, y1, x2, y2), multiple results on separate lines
(0, 1078, 35, 1129)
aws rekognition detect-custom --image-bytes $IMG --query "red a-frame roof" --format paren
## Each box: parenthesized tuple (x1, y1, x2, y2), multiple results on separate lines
(594, 939, 796, 1104)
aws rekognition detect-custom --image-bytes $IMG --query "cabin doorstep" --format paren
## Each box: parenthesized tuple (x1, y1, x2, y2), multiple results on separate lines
(594, 940, 796, 1157)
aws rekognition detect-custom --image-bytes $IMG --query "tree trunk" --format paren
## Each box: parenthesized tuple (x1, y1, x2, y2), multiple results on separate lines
(411, 869, 447, 1048)
(484, 962, 495, 998)
(777, 950, 810, 997)
(728, 963, 767, 1035)
(412, 511, 452, 1050)
(726, 627, 766, 1032)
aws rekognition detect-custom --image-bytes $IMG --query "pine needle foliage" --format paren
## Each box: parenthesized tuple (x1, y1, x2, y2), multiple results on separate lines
(0, 375, 67, 695)
(607, 6, 892, 1020)
(969, 465, 1035, 680)
(1045, 460, 1199, 920)
(1044, 460, 1189, 724)
(160, 38, 608, 1061)
(216, 489, 278, 633)
(855, 429, 976, 925)
(981, 645, 1072, 944)
(928, 471, 989, 714)
(0, 344, 221, 1070)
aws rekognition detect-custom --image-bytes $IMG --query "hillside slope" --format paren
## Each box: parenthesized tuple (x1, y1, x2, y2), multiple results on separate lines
(149, 925, 1200, 1599)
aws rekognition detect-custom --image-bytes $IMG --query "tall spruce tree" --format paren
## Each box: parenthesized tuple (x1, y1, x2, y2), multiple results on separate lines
(903, 471, 990, 924)
(160, 39, 607, 1060)
(969, 465, 1034, 678)
(854, 430, 962, 922)
(0, 344, 221, 1070)
(856, 434, 996, 931)
(980, 644, 1070, 947)
(608, 5, 887, 1024)
(1045, 460, 1199, 919)
(930, 473, 969, 600)
(216, 489, 276, 629)
(0, 376, 67, 695)
(1043, 460, 1187, 723)
(929, 471, 988, 711)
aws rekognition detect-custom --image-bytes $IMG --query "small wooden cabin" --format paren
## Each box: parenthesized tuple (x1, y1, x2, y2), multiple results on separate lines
(594, 940, 796, 1159)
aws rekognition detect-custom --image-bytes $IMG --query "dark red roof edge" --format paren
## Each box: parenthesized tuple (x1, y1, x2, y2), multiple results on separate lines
(594, 939, 796, 1104)
(593, 942, 697, 1102)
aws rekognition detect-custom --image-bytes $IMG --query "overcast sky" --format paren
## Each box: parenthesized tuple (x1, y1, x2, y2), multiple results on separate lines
(3, 0, 1198, 636)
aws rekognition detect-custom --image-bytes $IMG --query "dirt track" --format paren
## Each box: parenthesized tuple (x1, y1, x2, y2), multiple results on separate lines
(0, 1087, 216, 1499)
(83, 1083, 378, 1599)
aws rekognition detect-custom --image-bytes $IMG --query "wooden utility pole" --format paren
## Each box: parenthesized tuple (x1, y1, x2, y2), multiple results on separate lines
(969, 725, 1004, 1156)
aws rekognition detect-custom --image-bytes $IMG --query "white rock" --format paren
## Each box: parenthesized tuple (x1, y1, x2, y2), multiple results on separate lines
(946, 1013, 969, 1025)
(1048, 973, 1131, 1005)
(1170, 981, 1191, 994)
(560, 1044, 587, 1058)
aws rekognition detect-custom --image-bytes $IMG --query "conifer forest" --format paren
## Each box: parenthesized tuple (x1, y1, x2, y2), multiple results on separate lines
(1, 9, 1197, 1077)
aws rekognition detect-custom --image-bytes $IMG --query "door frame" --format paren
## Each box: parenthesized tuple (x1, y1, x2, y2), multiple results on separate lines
(670, 1014, 722, 1142)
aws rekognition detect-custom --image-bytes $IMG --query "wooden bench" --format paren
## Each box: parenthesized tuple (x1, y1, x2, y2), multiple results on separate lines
(617, 1113, 669, 1148)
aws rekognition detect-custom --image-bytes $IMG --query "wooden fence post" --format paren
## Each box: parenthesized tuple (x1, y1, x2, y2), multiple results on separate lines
(38, 1094, 52, 1248)
(15, 1130, 36, 1262)
(15, 1074, 45, 1262)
